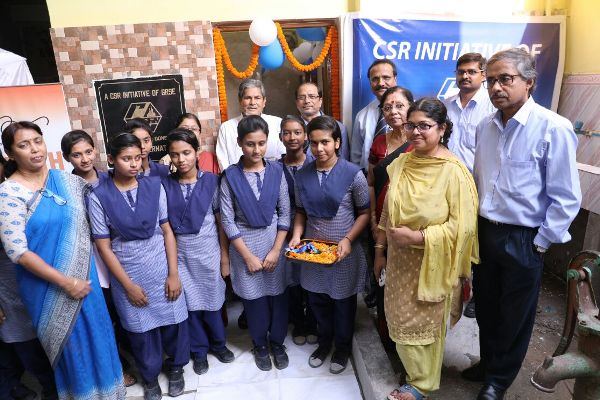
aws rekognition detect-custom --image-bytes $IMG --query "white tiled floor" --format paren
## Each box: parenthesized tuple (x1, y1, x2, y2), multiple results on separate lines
(125, 302, 363, 399)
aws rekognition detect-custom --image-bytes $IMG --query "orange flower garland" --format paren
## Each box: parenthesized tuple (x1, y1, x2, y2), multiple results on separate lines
(213, 27, 260, 122)
(276, 23, 334, 72)
(329, 28, 341, 121)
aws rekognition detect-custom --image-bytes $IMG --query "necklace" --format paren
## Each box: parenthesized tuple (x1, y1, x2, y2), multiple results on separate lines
(385, 132, 407, 156)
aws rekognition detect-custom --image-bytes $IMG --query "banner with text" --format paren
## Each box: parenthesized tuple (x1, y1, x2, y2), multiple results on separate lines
(94, 75, 185, 161)
(0, 84, 72, 171)
(351, 17, 564, 120)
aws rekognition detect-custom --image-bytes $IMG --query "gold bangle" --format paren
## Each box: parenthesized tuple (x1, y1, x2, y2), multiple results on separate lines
(420, 230, 425, 242)
(71, 278, 78, 290)
(374, 244, 386, 249)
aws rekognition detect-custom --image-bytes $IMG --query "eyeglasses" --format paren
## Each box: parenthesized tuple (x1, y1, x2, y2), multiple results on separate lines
(180, 125, 200, 133)
(401, 122, 437, 134)
(40, 188, 67, 206)
(456, 69, 483, 76)
(484, 74, 520, 88)
(296, 94, 321, 102)
(382, 103, 406, 113)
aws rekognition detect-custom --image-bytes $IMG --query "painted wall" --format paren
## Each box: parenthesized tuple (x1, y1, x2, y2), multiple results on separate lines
(46, 0, 354, 27)
(565, 0, 600, 74)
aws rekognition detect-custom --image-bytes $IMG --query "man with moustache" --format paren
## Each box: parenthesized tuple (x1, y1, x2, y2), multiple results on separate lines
(216, 78, 286, 171)
(295, 81, 350, 160)
(467, 48, 581, 400)
(351, 60, 397, 170)
(444, 53, 495, 173)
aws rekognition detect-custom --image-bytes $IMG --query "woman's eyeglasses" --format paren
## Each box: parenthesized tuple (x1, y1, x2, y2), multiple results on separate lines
(40, 188, 67, 206)
(401, 122, 437, 134)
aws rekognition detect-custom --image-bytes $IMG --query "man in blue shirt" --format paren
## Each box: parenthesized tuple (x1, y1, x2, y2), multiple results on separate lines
(467, 48, 581, 400)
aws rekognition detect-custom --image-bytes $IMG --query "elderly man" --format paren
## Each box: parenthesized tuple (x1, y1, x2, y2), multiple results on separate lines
(444, 52, 495, 173)
(466, 48, 581, 400)
(351, 59, 397, 170)
(295, 81, 350, 160)
(216, 78, 285, 171)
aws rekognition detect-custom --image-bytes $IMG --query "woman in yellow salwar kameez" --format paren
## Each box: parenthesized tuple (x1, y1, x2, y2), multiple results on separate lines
(374, 98, 479, 400)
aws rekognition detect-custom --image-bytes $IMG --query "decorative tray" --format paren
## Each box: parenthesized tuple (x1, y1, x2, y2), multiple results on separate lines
(285, 239, 338, 265)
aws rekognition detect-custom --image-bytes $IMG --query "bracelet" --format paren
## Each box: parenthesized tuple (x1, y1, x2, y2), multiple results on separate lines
(71, 278, 78, 290)
(343, 236, 351, 243)
(420, 230, 425, 242)
(374, 243, 386, 249)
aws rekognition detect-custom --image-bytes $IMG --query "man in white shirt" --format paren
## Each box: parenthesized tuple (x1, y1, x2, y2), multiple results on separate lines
(216, 79, 285, 170)
(351, 60, 397, 170)
(444, 52, 496, 173)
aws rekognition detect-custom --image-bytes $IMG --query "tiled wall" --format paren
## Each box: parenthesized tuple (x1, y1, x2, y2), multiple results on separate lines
(558, 74, 600, 214)
(50, 21, 220, 164)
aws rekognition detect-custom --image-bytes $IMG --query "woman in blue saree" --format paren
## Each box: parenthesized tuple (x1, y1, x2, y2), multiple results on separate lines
(0, 121, 125, 399)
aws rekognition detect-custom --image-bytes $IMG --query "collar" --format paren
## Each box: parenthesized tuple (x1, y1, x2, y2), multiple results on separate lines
(493, 96, 535, 130)
(455, 85, 488, 108)
(300, 110, 324, 125)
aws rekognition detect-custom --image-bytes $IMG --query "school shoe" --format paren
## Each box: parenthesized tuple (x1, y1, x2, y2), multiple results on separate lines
(329, 349, 350, 374)
(193, 357, 209, 375)
(306, 330, 319, 345)
(308, 345, 331, 368)
(252, 345, 272, 371)
(143, 380, 162, 400)
(476, 384, 505, 400)
(210, 346, 235, 363)
(292, 327, 307, 345)
(167, 367, 185, 397)
(270, 343, 289, 370)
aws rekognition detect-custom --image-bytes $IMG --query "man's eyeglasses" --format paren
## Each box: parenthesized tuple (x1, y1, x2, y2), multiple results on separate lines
(180, 125, 200, 133)
(401, 122, 437, 134)
(40, 188, 67, 206)
(456, 69, 483, 76)
(296, 94, 321, 102)
(484, 74, 520, 88)
(382, 103, 406, 113)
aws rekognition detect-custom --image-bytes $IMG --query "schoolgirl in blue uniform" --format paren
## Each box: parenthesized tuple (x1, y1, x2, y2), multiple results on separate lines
(124, 118, 170, 178)
(219, 115, 291, 371)
(277, 116, 317, 346)
(88, 133, 189, 400)
(289, 115, 370, 374)
(61, 130, 137, 387)
(162, 129, 234, 375)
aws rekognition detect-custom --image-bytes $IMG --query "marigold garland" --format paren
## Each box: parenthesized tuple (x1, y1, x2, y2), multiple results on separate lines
(329, 28, 341, 120)
(213, 27, 260, 122)
(276, 23, 334, 72)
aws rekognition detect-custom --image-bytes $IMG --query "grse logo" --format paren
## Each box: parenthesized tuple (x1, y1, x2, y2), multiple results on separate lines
(437, 78, 460, 101)
(123, 102, 162, 132)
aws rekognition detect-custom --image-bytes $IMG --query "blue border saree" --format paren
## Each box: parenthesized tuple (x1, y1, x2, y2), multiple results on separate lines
(17, 170, 125, 399)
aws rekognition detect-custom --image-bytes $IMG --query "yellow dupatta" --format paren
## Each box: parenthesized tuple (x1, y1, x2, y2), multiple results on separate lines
(386, 152, 479, 303)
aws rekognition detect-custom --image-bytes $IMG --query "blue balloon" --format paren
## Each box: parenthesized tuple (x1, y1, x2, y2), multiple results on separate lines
(296, 27, 326, 41)
(304, 57, 313, 65)
(259, 40, 285, 70)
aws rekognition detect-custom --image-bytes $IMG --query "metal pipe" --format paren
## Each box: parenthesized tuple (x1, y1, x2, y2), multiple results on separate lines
(531, 353, 600, 392)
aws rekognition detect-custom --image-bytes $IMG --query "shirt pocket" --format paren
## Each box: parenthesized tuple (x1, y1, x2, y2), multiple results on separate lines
(500, 159, 540, 197)
(460, 122, 477, 148)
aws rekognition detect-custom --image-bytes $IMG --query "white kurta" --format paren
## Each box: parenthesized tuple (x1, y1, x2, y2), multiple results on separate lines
(350, 99, 380, 170)
(216, 113, 286, 171)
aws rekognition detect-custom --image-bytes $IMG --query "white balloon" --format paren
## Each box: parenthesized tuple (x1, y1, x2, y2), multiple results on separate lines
(312, 41, 325, 60)
(249, 18, 277, 47)
(292, 42, 314, 63)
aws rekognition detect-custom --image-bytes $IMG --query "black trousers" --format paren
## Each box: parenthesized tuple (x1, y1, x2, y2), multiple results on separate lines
(307, 292, 357, 354)
(242, 291, 289, 348)
(288, 285, 317, 333)
(0, 339, 57, 398)
(473, 217, 544, 391)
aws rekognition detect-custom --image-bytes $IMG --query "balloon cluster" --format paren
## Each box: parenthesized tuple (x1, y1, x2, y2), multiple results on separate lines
(249, 19, 326, 70)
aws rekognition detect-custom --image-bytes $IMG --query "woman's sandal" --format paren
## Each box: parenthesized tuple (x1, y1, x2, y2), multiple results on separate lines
(387, 384, 425, 400)
(123, 371, 138, 387)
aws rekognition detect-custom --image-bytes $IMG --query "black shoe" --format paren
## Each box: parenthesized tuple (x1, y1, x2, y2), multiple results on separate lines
(143, 380, 162, 400)
(210, 346, 235, 363)
(252, 345, 272, 371)
(238, 311, 248, 329)
(463, 298, 476, 318)
(167, 367, 185, 397)
(476, 384, 505, 400)
(364, 292, 377, 308)
(271, 343, 289, 370)
(193, 357, 209, 375)
(292, 326, 307, 345)
(308, 345, 331, 368)
(10, 384, 37, 400)
(461, 361, 486, 382)
(329, 349, 349, 374)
